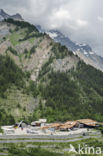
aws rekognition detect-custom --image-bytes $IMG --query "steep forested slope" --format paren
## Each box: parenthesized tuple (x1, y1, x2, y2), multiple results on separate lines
(0, 54, 25, 97)
(33, 61, 103, 122)
(0, 54, 26, 125)
(0, 19, 103, 123)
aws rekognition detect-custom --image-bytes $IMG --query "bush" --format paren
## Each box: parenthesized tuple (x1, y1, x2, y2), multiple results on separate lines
(98, 126, 103, 134)
(28, 80, 38, 97)
(30, 46, 36, 55)
(5, 18, 38, 33)
(7, 46, 17, 55)
(51, 43, 72, 59)
(0, 109, 15, 126)
(0, 127, 3, 133)
(8, 146, 62, 156)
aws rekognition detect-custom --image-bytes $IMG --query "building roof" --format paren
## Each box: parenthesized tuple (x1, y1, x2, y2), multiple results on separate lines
(64, 121, 77, 125)
(39, 119, 47, 123)
(41, 123, 62, 129)
(60, 121, 77, 129)
(77, 119, 98, 127)
(59, 124, 74, 129)
(41, 119, 99, 130)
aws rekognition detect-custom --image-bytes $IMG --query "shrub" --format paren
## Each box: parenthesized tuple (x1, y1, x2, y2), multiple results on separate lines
(7, 46, 17, 55)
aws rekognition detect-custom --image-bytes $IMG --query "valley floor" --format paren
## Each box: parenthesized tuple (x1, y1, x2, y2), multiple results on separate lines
(0, 127, 102, 155)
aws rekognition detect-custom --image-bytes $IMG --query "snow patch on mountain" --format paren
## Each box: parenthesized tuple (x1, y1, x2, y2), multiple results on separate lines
(46, 32, 58, 39)
(35, 25, 103, 71)
(89, 52, 94, 55)
(83, 51, 88, 55)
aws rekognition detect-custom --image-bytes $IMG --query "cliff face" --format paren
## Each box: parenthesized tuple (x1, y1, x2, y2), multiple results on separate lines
(0, 20, 78, 81)
(0, 19, 78, 120)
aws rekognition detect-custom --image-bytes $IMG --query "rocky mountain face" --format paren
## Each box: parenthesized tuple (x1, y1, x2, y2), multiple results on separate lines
(36, 25, 103, 72)
(0, 9, 23, 21)
(0, 19, 103, 123)
(0, 19, 77, 120)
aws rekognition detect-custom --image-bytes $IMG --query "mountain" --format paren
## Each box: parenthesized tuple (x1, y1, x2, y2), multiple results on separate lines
(0, 18, 103, 124)
(36, 25, 103, 72)
(0, 9, 23, 21)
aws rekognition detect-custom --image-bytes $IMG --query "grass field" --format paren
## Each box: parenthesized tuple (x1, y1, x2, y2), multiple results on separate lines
(0, 137, 103, 155)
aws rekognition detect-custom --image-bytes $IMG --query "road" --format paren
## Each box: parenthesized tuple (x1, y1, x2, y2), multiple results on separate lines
(0, 135, 101, 144)
(0, 130, 101, 140)
(0, 134, 82, 139)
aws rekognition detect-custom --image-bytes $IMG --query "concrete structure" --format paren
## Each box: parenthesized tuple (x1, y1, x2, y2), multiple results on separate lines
(1, 118, 102, 136)
(31, 119, 47, 127)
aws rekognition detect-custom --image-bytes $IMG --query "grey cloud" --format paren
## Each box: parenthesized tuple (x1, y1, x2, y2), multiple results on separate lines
(0, 0, 103, 56)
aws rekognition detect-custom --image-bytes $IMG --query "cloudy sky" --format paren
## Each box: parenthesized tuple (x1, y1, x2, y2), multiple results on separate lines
(0, 0, 103, 56)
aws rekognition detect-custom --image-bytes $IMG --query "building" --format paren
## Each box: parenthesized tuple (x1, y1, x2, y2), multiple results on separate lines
(77, 119, 99, 128)
(31, 119, 47, 127)
(59, 121, 78, 131)
(41, 123, 62, 131)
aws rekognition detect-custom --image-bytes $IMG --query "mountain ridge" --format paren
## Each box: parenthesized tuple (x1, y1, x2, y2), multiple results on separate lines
(36, 25, 103, 72)
(0, 9, 23, 21)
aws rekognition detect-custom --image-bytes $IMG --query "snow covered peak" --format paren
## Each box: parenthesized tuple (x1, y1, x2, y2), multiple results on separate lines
(36, 26, 96, 56)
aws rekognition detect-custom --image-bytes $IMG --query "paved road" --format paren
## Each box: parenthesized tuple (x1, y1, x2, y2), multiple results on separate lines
(0, 131, 101, 140)
(0, 136, 101, 144)
(0, 134, 82, 139)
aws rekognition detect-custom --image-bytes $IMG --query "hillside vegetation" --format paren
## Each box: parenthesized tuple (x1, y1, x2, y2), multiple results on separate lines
(0, 54, 25, 97)
(0, 19, 103, 123)
(33, 62, 103, 122)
